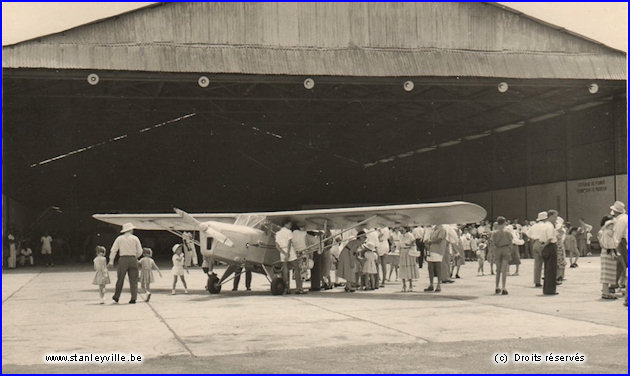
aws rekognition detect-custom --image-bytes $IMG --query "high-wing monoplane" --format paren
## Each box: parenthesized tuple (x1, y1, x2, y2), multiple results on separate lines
(93, 201, 486, 295)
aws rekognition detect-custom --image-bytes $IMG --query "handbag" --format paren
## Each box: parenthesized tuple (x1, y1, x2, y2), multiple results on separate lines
(408, 248, 421, 257)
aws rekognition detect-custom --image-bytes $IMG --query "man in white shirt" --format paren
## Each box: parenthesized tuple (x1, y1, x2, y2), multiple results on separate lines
(275, 220, 304, 294)
(365, 228, 380, 255)
(528, 212, 549, 287)
(109, 223, 143, 304)
(610, 201, 627, 293)
(291, 225, 308, 294)
(40, 232, 53, 266)
(292, 226, 308, 256)
(541, 210, 559, 295)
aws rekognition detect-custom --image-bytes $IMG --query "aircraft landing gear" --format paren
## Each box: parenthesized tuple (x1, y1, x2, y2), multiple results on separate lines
(207, 273, 222, 294)
(270, 278, 286, 296)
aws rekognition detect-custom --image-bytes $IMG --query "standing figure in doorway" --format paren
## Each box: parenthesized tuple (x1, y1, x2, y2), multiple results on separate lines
(182, 231, 198, 267)
(41, 231, 54, 267)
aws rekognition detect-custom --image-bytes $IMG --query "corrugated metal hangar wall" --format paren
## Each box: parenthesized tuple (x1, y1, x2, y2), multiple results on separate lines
(2, 2, 627, 244)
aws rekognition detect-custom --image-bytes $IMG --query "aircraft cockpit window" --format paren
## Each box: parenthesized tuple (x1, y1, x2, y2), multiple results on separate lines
(234, 215, 266, 228)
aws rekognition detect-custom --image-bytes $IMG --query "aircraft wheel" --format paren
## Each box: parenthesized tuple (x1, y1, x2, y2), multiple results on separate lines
(207, 274, 222, 294)
(270, 278, 286, 296)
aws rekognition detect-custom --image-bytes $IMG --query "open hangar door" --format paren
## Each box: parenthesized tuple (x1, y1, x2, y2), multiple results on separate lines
(3, 70, 625, 218)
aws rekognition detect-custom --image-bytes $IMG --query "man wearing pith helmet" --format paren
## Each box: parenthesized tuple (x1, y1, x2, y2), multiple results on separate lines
(108, 222, 144, 304)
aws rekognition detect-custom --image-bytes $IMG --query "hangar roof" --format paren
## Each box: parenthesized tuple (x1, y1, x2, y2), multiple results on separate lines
(2, 2, 626, 79)
(2, 2, 627, 219)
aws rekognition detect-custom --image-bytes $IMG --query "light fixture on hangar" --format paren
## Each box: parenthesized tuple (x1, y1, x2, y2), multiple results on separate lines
(87, 73, 99, 85)
(303, 78, 315, 90)
(198, 76, 210, 88)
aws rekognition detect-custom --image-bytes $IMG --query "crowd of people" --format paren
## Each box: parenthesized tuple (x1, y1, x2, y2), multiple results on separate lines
(8, 201, 624, 307)
(4, 229, 57, 269)
(273, 201, 627, 306)
(3, 228, 93, 268)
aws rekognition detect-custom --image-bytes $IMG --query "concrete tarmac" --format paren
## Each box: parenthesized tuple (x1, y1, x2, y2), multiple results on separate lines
(2, 257, 627, 373)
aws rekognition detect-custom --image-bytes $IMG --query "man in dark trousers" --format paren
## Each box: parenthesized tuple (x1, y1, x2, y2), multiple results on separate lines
(232, 267, 252, 291)
(108, 222, 143, 304)
(541, 210, 559, 295)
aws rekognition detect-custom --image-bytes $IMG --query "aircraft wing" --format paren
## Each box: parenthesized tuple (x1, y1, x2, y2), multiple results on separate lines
(93, 201, 486, 232)
(259, 201, 486, 229)
(92, 213, 237, 231)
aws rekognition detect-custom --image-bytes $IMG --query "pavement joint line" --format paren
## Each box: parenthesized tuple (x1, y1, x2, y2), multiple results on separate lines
(438, 293, 628, 331)
(288, 295, 431, 343)
(145, 300, 196, 357)
(2, 272, 42, 304)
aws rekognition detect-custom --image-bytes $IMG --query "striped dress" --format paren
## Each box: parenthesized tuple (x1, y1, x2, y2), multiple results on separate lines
(600, 250, 618, 284)
(599, 221, 618, 285)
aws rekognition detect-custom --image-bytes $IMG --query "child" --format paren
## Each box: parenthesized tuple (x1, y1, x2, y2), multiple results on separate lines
(476, 238, 487, 276)
(139, 248, 162, 302)
(470, 235, 479, 262)
(387, 240, 400, 282)
(92, 246, 110, 304)
(362, 242, 378, 290)
(356, 246, 367, 290)
(566, 227, 580, 268)
(585, 231, 593, 256)
(171, 244, 189, 295)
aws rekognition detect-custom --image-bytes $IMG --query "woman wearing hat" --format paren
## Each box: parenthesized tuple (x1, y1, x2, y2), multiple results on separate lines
(337, 231, 366, 292)
(108, 222, 144, 304)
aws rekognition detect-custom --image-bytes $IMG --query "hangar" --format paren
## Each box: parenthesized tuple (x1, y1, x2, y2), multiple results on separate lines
(2, 2, 627, 247)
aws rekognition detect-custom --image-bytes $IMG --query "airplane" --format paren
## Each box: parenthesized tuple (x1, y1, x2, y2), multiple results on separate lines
(93, 201, 486, 295)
